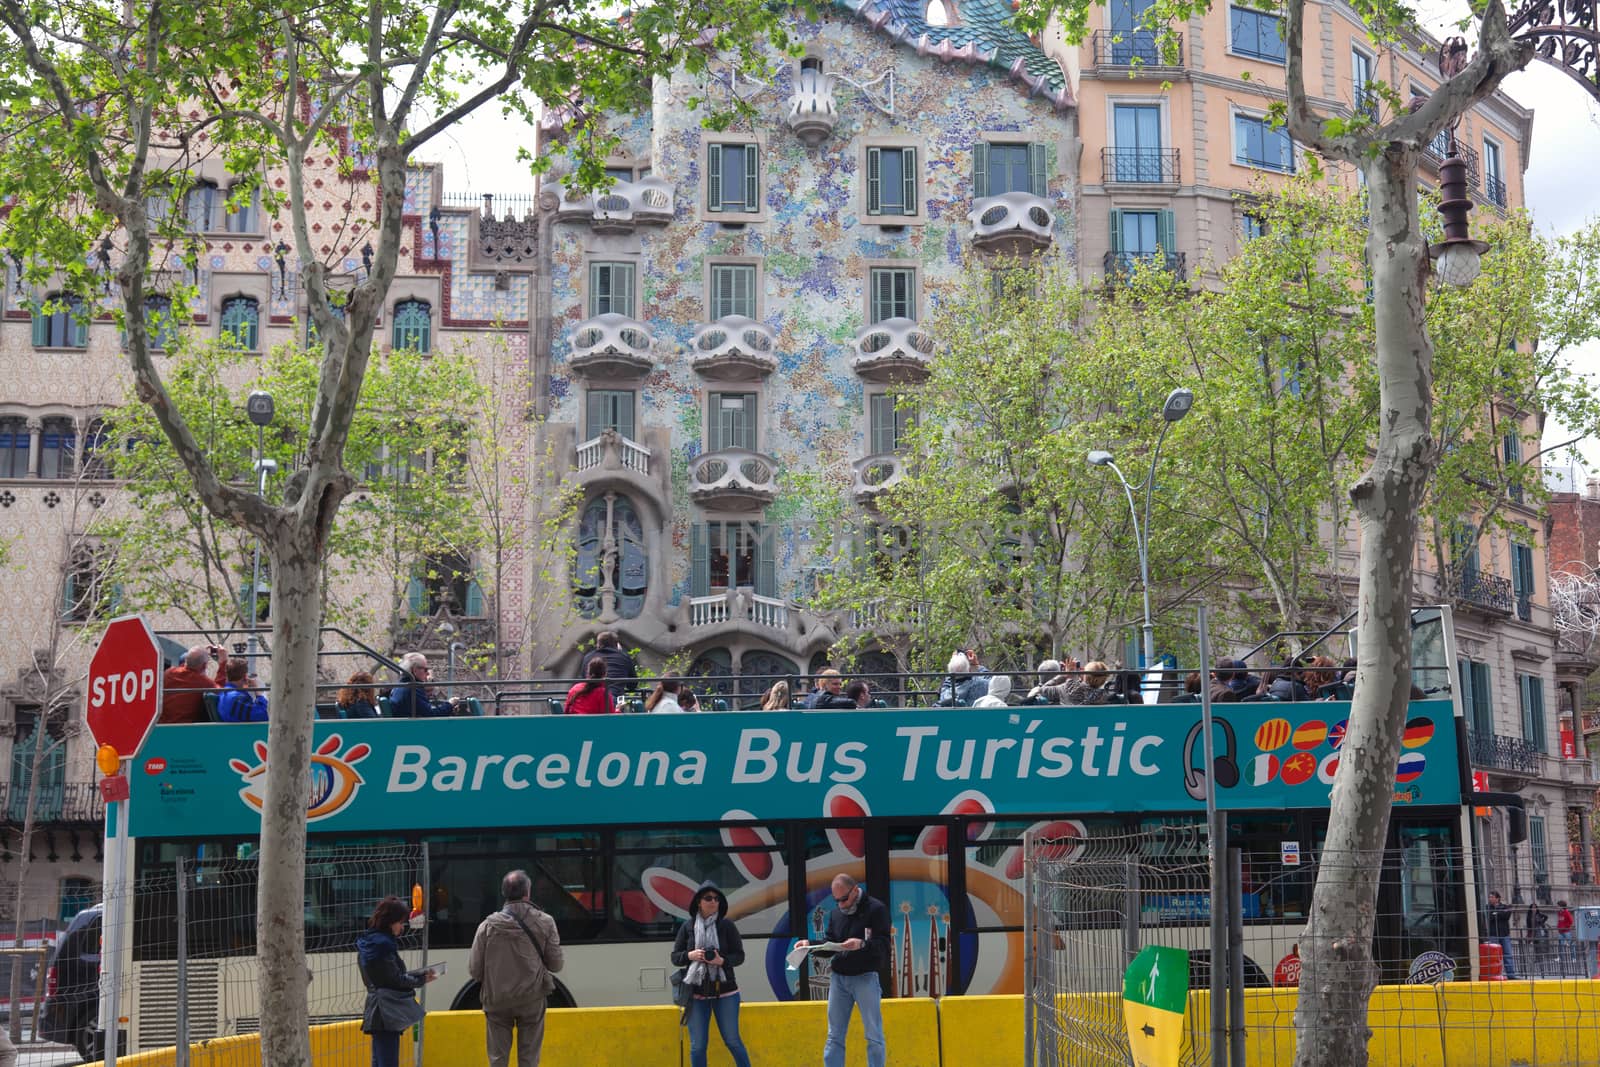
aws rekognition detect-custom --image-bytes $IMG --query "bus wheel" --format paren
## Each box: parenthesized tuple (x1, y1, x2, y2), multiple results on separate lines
(449, 978, 576, 1011)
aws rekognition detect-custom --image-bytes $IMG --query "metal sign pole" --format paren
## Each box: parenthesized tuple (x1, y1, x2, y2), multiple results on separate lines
(1197, 605, 1227, 1067)
(101, 782, 130, 1067)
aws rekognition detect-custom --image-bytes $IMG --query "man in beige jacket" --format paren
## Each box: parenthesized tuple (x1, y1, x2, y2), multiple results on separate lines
(468, 870, 564, 1067)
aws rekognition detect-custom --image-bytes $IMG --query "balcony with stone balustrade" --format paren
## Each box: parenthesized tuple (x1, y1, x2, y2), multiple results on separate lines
(551, 176, 674, 232)
(851, 318, 935, 383)
(968, 192, 1055, 255)
(568, 313, 655, 379)
(852, 453, 907, 505)
(690, 316, 778, 381)
(688, 448, 779, 511)
(575, 427, 652, 481)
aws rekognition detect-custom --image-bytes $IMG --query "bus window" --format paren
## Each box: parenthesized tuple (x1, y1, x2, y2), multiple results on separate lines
(427, 832, 605, 949)
(612, 825, 787, 939)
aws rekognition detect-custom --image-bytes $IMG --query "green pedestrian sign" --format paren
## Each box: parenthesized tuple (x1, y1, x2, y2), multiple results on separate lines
(1123, 945, 1189, 1067)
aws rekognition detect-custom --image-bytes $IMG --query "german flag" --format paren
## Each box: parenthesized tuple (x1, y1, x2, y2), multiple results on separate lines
(1291, 720, 1327, 750)
(1281, 751, 1318, 786)
(1401, 717, 1435, 749)
(1254, 718, 1292, 752)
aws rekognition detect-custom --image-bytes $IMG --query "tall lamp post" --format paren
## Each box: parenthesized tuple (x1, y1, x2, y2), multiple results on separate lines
(1087, 386, 1194, 672)
(245, 391, 275, 665)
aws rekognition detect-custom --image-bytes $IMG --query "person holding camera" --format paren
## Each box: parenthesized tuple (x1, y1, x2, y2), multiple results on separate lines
(160, 644, 230, 724)
(671, 882, 752, 1067)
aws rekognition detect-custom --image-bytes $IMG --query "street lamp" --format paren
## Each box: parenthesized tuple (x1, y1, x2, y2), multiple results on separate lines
(1088, 386, 1194, 674)
(246, 391, 274, 665)
(1428, 37, 1490, 288)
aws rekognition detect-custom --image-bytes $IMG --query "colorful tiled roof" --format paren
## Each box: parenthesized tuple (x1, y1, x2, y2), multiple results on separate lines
(833, 0, 1073, 109)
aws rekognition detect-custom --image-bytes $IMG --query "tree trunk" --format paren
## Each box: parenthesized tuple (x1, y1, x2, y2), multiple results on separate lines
(255, 543, 320, 1067)
(1292, 150, 1436, 1067)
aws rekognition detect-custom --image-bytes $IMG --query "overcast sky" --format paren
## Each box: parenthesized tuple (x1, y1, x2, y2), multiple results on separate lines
(416, 25, 1600, 478)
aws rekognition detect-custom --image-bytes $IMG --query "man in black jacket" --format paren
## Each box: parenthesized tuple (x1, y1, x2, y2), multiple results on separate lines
(798, 874, 889, 1067)
(580, 631, 639, 699)
(1486, 890, 1517, 978)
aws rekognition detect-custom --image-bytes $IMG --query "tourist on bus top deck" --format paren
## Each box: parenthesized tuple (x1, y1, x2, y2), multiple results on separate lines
(159, 643, 229, 724)
(338, 671, 381, 719)
(973, 674, 1013, 708)
(646, 676, 684, 713)
(566, 657, 616, 715)
(389, 652, 458, 718)
(936, 653, 990, 707)
(760, 680, 791, 710)
(579, 630, 639, 699)
(216, 659, 268, 723)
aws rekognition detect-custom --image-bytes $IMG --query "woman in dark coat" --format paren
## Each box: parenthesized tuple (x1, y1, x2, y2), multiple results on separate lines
(671, 881, 752, 1067)
(356, 896, 435, 1067)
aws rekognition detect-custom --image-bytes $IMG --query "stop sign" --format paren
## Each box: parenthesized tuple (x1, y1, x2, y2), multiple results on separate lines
(85, 614, 165, 758)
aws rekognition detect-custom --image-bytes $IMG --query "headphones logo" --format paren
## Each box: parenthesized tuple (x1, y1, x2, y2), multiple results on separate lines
(229, 734, 371, 822)
(1182, 717, 1240, 801)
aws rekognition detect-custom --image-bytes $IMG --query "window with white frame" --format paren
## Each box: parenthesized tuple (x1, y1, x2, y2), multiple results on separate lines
(707, 142, 759, 214)
(1234, 113, 1295, 172)
(588, 262, 637, 318)
(709, 264, 758, 320)
(868, 267, 916, 323)
(1352, 48, 1377, 118)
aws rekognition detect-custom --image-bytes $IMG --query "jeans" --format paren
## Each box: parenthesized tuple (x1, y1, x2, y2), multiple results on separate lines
(370, 1029, 402, 1067)
(824, 969, 885, 1067)
(1492, 936, 1517, 978)
(686, 993, 752, 1067)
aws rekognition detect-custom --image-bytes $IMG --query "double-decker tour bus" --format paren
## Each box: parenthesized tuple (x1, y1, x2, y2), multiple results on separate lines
(98, 608, 1476, 1054)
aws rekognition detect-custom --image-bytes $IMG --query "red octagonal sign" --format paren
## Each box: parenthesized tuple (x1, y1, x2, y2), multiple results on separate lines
(85, 614, 164, 759)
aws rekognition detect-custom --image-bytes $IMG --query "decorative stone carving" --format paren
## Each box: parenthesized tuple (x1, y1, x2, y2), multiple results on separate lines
(690, 316, 777, 380)
(476, 213, 539, 268)
(568, 314, 655, 378)
(968, 192, 1055, 254)
(554, 177, 674, 232)
(852, 453, 906, 503)
(786, 70, 840, 144)
(688, 448, 779, 511)
(851, 317, 935, 383)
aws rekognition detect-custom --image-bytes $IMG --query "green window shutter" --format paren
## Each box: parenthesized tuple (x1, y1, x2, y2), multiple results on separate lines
(1109, 209, 1125, 254)
(870, 270, 887, 323)
(1519, 674, 1534, 744)
(1531, 676, 1546, 751)
(616, 265, 635, 318)
(60, 568, 77, 618)
(586, 391, 605, 439)
(870, 394, 895, 454)
(867, 147, 882, 214)
(709, 395, 726, 452)
(617, 392, 635, 440)
(1473, 662, 1492, 735)
(1158, 209, 1177, 256)
(588, 262, 604, 315)
(973, 142, 989, 199)
(755, 524, 776, 598)
(707, 144, 722, 211)
(32, 311, 49, 347)
(744, 144, 759, 211)
(1028, 143, 1047, 197)
(407, 574, 425, 615)
(734, 267, 753, 319)
(465, 578, 484, 617)
(691, 523, 710, 596)
(902, 148, 918, 215)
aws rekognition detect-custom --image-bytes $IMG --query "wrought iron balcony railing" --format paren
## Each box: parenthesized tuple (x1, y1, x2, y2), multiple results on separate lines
(1467, 729, 1540, 775)
(1, 780, 105, 825)
(1103, 250, 1187, 284)
(1449, 570, 1514, 614)
(1423, 137, 1480, 186)
(1102, 148, 1181, 184)
(1485, 176, 1507, 207)
(1090, 29, 1183, 67)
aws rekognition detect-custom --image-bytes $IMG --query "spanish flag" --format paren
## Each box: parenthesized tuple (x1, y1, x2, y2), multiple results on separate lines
(1124, 946, 1189, 1067)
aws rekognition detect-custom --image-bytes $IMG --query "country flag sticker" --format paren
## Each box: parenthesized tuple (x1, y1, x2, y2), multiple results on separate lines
(1402, 717, 1435, 749)
(1329, 720, 1349, 749)
(1281, 751, 1318, 786)
(1396, 751, 1427, 784)
(1255, 718, 1292, 752)
(1250, 753, 1281, 786)
(1318, 752, 1341, 785)
(1292, 720, 1328, 751)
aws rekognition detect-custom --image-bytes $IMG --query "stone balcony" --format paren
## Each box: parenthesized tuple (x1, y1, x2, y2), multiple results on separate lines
(786, 69, 840, 144)
(851, 318, 935, 383)
(688, 589, 790, 630)
(568, 313, 655, 378)
(690, 316, 778, 380)
(968, 192, 1055, 255)
(688, 448, 779, 511)
(552, 176, 674, 232)
(852, 453, 907, 504)
(575, 428, 652, 479)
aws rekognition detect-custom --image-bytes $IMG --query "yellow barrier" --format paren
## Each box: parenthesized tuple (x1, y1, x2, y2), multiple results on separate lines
(86, 981, 1600, 1067)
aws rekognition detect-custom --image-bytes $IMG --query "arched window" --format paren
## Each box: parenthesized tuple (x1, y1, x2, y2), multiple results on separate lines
(220, 296, 260, 351)
(144, 295, 177, 351)
(38, 417, 76, 479)
(739, 650, 799, 705)
(855, 650, 902, 707)
(82, 418, 114, 479)
(392, 299, 432, 354)
(32, 293, 87, 348)
(0, 418, 28, 478)
(224, 184, 261, 233)
(574, 494, 648, 619)
(926, 0, 952, 25)
(185, 180, 220, 232)
(689, 647, 735, 699)
(800, 56, 824, 73)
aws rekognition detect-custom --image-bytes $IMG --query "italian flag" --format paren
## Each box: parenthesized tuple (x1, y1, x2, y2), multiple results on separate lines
(1123, 945, 1189, 1067)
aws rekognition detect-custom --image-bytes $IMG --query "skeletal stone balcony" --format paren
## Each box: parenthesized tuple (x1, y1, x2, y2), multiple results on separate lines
(689, 590, 790, 630)
(568, 313, 655, 378)
(690, 316, 778, 381)
(968, 192, 1055, 255)
(852, 453, 906, 504)
(575, 428, 652, 479)
(553, 176, 674, 232)
(851, 318, 935, 383)
(786, 69, 840, 144)
(688, 448, 779, 511)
